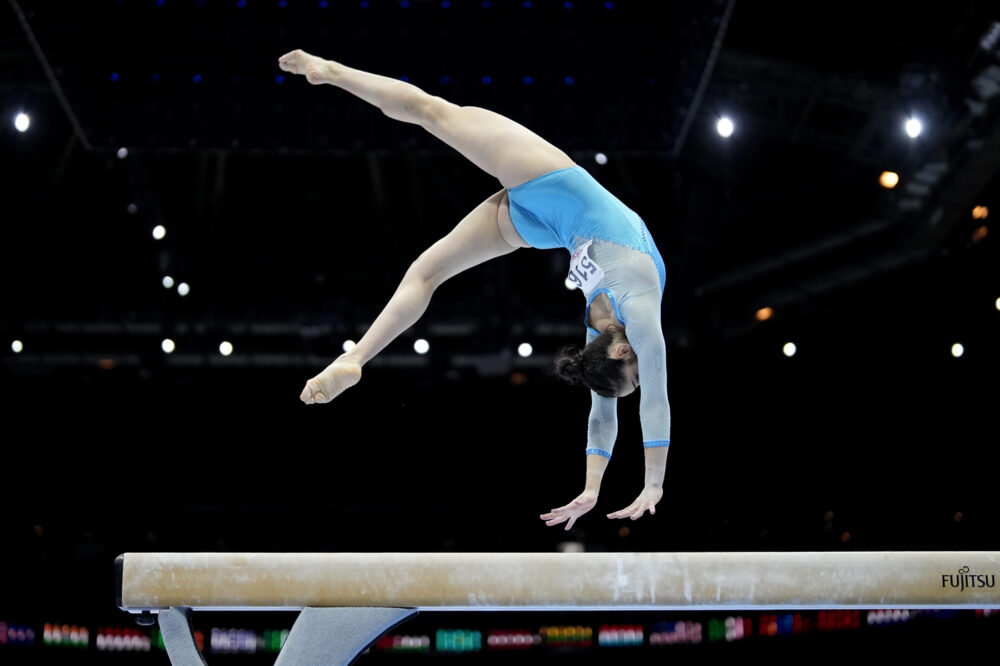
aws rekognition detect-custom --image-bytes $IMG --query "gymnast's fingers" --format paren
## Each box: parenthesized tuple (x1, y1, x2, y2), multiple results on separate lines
(607, 502, 638, 520)
(540, 505, 571, 520)
(544, 501, 575, 516)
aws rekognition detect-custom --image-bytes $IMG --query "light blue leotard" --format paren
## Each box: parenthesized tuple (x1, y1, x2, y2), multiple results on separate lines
(508, 165, 671, 459)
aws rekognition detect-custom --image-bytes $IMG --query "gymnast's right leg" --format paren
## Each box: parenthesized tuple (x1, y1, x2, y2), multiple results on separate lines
(277, 49, 574, 188)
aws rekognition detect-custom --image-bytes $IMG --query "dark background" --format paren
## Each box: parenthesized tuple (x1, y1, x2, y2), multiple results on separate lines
(1, 0, 998, 663)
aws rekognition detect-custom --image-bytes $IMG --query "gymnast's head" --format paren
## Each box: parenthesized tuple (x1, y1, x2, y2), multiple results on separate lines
(554, 324, 639, 398)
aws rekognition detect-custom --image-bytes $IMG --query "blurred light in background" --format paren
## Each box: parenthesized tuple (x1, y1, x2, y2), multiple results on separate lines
(219, 341, 233, 356)
(716, 116, 734, 138)
(972, 225, 988, 243)
(152, 225, 166, 240)
(517, 342, 533, 358)
(162, 275, 174, 289)
(342, 340, 357, 353)
(972, 205, 988, 219)
(755, 307, 773, 322)
(879, 171, 899, 189)
(782, 342, 797, 357)
(161, 339, 175, 354)
(127, 203, 138, 215)
(116, 147, 128, 159)
(904, 117, 923, 139)
(594, 152, 608, 165)
(14, 112, 30, 132)
(414, 338, 429, 354)
(11, 340, 23, 353)
(177, 282, 190, 297)
(951, 343, 964, 358)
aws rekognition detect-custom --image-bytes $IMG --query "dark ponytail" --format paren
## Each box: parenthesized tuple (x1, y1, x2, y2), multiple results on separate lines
(553, 328, 626, 398)
(554, 346, 586, 385)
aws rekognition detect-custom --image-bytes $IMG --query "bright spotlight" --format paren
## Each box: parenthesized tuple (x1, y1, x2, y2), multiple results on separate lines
(116, 147, 129, 159)
(414, 338, 430, 354)
(162, 275, 174, 288)
(219, 341, 233, 356)
(594, 152, 608, 165)
(342, 340, 357, 353)
(996, 296, 1000, 311)
(782, 342, 797, 357)
(904, 117, 922, 139)
(152, 225, 166, 240)
(177, 282, 190, 297)
(161, 338, 176, 354)
(14, 112, 30, 133)
(517, 342, 533, 358)
(879, 171, 899, 189)
(951, 343, 964, 358)
(11, 340, 23, 353)
(716, 116, 734, 138)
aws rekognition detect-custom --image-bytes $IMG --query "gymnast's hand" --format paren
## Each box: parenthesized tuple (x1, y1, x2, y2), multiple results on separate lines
(540, 490, 598, 531)
(607, 486, 662, 521)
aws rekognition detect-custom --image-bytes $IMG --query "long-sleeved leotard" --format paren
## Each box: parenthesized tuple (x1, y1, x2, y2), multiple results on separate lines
(507, 165, 671, 459)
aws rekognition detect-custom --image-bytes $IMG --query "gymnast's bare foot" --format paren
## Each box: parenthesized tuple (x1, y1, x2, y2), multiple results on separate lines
(300, 360, 362, 404)
(278, 49, 337, 85)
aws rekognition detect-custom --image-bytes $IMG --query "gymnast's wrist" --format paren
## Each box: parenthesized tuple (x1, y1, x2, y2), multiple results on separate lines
(584, 472, 606, 495)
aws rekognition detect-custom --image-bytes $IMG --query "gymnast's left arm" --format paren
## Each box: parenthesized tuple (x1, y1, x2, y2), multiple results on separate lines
(608, 288, 671, 521)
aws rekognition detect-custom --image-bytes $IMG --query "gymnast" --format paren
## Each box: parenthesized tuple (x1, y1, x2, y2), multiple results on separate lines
(278, 50, 670, 530)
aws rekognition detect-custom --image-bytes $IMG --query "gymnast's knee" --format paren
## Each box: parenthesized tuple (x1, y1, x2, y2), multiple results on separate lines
(415, 95, 461, 131)
(404, 251, 445, 291)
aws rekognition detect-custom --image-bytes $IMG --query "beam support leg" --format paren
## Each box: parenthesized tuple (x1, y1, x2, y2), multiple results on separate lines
(274, 607, 418, 666)
(158, 606, 208, 666)
(157, 606, 417, 666)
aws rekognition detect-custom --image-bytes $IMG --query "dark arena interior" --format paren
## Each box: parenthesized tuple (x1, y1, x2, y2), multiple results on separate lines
(1, 1, 999, 663)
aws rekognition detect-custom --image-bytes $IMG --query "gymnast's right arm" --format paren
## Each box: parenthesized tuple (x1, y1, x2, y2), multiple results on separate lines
(540, 333, 619, 530)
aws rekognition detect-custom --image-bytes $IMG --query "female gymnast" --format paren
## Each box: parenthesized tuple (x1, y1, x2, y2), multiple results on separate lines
(278, 50, 670, 530)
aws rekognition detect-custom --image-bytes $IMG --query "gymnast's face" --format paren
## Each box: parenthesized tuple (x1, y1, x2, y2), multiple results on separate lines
(609, 338, 639, 398)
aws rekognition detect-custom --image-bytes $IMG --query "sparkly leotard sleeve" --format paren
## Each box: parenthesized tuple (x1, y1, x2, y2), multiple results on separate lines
(507, 165, 671, 459)
(581, 241, 671, 458)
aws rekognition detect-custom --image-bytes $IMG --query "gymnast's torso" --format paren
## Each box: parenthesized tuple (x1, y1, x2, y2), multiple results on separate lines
(507, 165, 672, 458)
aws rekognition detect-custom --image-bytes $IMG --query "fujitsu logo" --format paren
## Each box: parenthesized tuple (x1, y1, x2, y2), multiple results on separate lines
(941, 566, 996, 591)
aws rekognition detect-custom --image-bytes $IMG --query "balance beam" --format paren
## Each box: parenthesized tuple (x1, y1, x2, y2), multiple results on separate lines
(116, 551, 1000, 665)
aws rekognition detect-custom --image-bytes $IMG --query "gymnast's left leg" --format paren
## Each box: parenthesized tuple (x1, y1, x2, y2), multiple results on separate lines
(299, 190, 518, 404)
